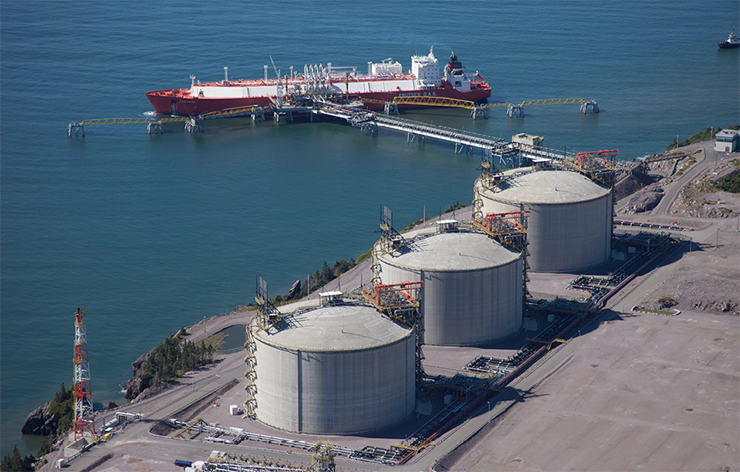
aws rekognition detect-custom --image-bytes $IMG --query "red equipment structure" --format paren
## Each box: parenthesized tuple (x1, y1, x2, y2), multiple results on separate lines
(363, 281, 424, 316)
(362, 281, 425, 390)
(472, 210, 530, 252)
(576, 149, 619, 168)
(73, 308, 95, 440)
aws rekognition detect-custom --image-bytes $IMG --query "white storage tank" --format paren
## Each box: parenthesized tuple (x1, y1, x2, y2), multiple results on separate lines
(475, 169, 612, 273)
(252, 304, 415, 434)
(377, 227, 523, 346)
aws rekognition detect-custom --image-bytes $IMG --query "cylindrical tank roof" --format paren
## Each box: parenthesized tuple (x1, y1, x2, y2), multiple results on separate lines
(253, 304, 412, 352)
(378, 230, 520, 272)
(377, 229, 523, 346)
(252, 302, 416, 433)
(484, 170, 610, 204)
(476, 169, 613, 272)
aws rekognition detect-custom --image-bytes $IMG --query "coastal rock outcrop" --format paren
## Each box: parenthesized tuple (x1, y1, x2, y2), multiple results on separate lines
(288, 280, 301, 300)
(21, 402, 58, 436)
(123, 349, 152, 401)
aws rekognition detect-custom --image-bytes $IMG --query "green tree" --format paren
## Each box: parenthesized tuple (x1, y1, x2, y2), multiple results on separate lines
(0, 445, 35, 471)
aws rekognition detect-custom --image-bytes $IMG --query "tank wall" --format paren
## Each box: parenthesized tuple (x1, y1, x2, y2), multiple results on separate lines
(254, 334, 415, 434)
(379, 259, 523, 345)
(481, 191, 612, 272)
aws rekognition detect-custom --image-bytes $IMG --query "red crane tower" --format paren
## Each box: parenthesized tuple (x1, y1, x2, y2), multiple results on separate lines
(73, 308, 95, 440)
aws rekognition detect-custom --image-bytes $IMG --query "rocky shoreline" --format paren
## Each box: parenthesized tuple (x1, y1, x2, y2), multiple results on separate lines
(20, 403, 59, 437)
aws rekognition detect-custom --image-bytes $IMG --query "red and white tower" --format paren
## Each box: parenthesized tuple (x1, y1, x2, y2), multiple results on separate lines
(73, 308, 95, 440)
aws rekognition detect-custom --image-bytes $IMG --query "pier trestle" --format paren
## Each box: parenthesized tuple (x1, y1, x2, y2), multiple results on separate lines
(68, 123, 84, 137)
(252, 109, 265, 121)
(273, 111, 294, 123)
(471, 106, 488, 120)
(507, 104, 524, 118)
(358, 121, 378, 136)
(147, 121, 164, 134)
(580, 100, 599, 114)
(455, 142, 475, 154)
(184, 117, 204, 134)
(407, 132, 424, 144)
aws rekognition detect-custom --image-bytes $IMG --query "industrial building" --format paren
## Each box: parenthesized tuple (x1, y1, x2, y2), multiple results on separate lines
(249, 302, 416, 434)
(376, 223, 523, 346)
(475, 168, 613, 273)
(715, 129, 739, 153)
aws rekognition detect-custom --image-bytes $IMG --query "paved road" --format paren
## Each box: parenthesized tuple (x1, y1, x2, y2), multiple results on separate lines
(613, 142, 740, 252)
(654, 142, 720, 217)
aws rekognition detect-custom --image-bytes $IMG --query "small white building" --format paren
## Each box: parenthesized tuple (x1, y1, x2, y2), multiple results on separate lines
(512, 133, 544, 147)
(715, 129, 739, 153)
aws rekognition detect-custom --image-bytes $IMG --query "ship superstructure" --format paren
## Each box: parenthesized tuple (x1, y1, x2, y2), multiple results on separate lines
(146, 48, 490, 116)
(718, 29, 740, 49)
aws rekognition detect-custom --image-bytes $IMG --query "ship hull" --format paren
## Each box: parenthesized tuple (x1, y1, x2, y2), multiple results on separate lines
(355, 85, 491, 111)
(145, 92, 274, 116)
(146, 85, 491, 116)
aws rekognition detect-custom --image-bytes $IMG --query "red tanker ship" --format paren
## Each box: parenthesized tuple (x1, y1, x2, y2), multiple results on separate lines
(146, 48, 491, 116)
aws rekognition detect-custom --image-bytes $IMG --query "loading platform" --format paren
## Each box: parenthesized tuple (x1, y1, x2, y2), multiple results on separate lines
(66, 97, 619, 182)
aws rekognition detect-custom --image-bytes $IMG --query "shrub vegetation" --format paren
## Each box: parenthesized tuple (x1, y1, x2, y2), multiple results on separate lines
(715, 171, 740, 194)
(294, 259, 356, 299)
(126, 329, 215, 400)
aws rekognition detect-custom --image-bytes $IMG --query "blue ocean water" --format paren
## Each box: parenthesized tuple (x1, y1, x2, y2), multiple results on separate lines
(1, 0, 738, 457)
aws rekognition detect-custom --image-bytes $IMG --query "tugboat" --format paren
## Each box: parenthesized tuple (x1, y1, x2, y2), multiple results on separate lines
(718, 29, 740, 49)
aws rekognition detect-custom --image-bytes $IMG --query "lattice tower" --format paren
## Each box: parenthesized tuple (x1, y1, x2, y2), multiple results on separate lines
(73, 308, 96, 440)
(378, 205, 406, 254)
(255, 276, 281, 331)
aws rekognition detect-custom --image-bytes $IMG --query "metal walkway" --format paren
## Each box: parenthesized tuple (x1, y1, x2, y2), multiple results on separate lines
(315, 104, 506, 153)
(67, 105, 273, 136)
(390, 96, 599, 119)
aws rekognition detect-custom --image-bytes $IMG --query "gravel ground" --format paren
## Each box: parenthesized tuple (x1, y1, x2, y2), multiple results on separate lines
(639, 223, 740, 316)
(443, 309, 739, 471)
